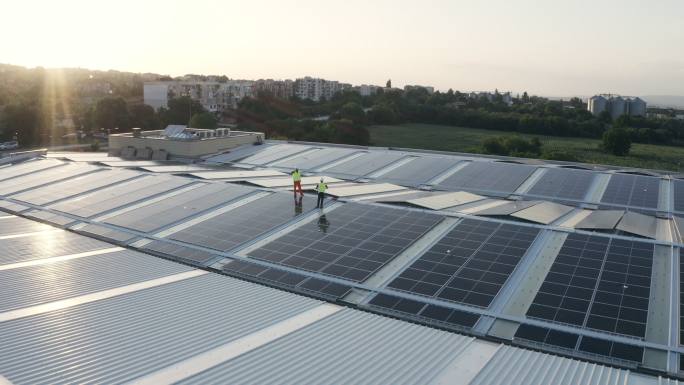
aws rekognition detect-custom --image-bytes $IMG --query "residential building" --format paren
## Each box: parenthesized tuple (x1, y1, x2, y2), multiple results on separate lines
(354, 84, 381, 96)
(588, 94, 647, 119)
(294, 77, 352, 101)
(253, 79, 295, 99)
(143, 80, 255, 112)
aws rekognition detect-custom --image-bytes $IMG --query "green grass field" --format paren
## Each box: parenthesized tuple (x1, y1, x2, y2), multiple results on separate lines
(369, 123, 684, 172)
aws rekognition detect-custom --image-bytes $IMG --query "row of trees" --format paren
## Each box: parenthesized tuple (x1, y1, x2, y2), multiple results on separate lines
(0, 96, 219, 146)
(235, 86, 684, 156)
(83, 96, 218, 132)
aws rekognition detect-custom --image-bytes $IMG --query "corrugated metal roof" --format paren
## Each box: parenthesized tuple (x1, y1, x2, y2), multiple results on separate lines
(0, 274, 320, 385)
(0, 249, 192, 312)
(178, 308, 475, 385)
(470, 345, 634, 385)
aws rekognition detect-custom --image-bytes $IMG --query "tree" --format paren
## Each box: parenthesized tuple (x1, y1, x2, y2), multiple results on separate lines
(0, 104, 42, 145)
(369, 104, 397, 124)
(602, 127, 631, 156)
(482, 137, 508, 155)
(338, 102, 365, 124)
(161, 96, 206, 126)
(189, 112, 218, 129)
(94, 97, 129, 130)
(386, 79, 392, 88)
(522, 91, 530, 103)
(129, 104, 160, 130)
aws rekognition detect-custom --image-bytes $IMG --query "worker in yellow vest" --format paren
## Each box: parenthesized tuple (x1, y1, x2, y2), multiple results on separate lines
(316, 177, 328, 209)
(291, 168, 303, 197)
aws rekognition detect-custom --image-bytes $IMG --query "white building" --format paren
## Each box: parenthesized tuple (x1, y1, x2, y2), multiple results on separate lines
(253, 79, 295, 99)
(294, 77, 351, 101)
(143, 80, 255, 112)
(587, 94, 646, 119)
(355, 84, 381, 97)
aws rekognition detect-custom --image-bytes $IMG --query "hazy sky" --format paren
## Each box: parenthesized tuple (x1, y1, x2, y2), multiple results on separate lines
(2, 0, 683, 96)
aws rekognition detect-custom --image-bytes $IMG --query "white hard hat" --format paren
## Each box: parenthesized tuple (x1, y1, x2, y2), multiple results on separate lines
(320, 177, 324, 182)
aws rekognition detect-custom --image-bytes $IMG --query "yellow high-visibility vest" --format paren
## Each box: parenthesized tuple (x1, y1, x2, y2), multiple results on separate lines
(292, 170, 302, 182)
(317, 182, 327, 193)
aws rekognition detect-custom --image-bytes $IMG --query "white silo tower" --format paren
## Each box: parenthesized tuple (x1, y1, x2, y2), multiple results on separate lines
(628, 97, 647, 116)
(588, 95, 607, 116)
(609, 96, 626, 120)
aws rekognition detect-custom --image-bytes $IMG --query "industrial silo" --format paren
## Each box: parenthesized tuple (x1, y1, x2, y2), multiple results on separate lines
(628, 97, 647, 116)
(588, 95, 607, 116)
(609, 96, 626, 120)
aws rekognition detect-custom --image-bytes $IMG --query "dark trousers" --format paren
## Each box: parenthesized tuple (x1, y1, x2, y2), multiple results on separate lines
(317, 192, 325, 208)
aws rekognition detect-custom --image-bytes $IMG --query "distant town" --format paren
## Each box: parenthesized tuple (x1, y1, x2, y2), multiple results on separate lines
(2, 63, 684, 170)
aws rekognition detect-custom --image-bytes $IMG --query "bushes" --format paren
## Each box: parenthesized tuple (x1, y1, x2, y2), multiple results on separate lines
(602, 127, 632, 156)
(482, 136, 542, 157)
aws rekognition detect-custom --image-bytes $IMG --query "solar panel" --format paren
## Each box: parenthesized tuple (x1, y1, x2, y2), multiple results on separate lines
(271, 147, 358, 169)
(514, 324, 644, 363)
(77, 223, 139, 243)
(600, 174, 660, 209)
(142, 242, 221, 264)
(388, 218, 540, 308)
(10, 169, 140, 205)
(0, 164, 100, 196)
(674, 180, 684, 212)
(146, 193, 315, 254)
(578, 336, 644, 362)
(238, 144, 312, 165)
(248, 203, 443, 282)
(0, 159, 63, 182)
(526, 168, 596, 200)
(514, 324, 579, 350)
(48, 175, 193, 218)
(103, 184, 253, 233)
(378, 156, 460, 186)
(223, 259, 352, 299)
(437, 161, 537, 195)
(680, 254, 684, 345)
(527, 234, 653, 338)
(323, 152, 406, 176)
(369, 293, 480, 329)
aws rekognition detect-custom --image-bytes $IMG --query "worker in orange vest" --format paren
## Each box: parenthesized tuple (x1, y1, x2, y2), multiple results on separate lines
(291, 168, 304, 197)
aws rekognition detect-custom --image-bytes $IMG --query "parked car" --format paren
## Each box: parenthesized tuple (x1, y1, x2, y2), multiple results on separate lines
(0, 141, 18, 150)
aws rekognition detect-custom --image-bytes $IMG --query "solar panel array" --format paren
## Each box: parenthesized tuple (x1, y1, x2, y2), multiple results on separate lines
(674, 180, 684, 213)
(323, 152, 406, 176)
(223, 259, 353, 299)
(600, 174, 660, 209)
(680, 256, 684, 345)
(248, 203, 443, 282)
(0, 159, 63, 182)
(238, 144, 311, 165)
(526, 168, 596, 200)
(271, 147, 357, 169)
(0, 164, 98, 196)
(369, 293, 481, 329)
(103, 184, 253, 233)
(143, 193, 315, 258)
(437, 161, 537, 195)
(527, 234, 653, 338)
(387, 218, 540, 308)
(48, 175, 193, 218)
(10, 169, 139, 205)
(377, 156, 460, 186)
(514, 324, 644, 363)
